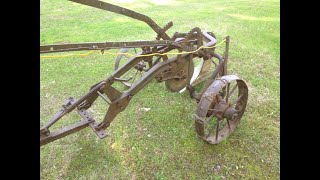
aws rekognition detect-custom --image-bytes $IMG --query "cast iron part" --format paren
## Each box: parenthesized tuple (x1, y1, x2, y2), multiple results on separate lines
(40, 0, 248, 147)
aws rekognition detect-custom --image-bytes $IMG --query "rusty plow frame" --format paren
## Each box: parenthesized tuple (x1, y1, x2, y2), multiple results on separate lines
(40, 0, 248, 147)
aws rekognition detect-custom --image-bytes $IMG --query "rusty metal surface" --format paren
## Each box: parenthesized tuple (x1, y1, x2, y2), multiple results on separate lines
(40, 119, 92, 146)
(164, 54, 194, 92)
(194, 75, 248, 144)
(40, 0, 248, 147)
(69, 0, 171, 40)
(40, 40, 178, 53)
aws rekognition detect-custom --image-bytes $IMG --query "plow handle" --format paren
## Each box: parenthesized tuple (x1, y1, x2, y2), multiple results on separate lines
(69, 0, 171, 40)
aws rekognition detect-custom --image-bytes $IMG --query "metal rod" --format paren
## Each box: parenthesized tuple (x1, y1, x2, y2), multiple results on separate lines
(40, 40, 173, 53)
(215, 120, 220, 140)
(223, 36, 230, 76)
(204, 113, 216, 124)
(227, 83, 238, 100)
(68, 0, 171, 40)
(231, 94, 244, 107)
(97, 91, 111, 105)
(40, 119, 91, 146)
(226, 83, 230, 102)
(227, 119, 231, 129)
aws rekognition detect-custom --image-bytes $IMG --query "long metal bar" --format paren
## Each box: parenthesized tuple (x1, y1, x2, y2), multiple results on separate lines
(40, 40, 174, 53)
(40, 119, 92, 146)
(223, 36, 230, 76)
(97, 91, 111, 105)
(69, 0, 171, 40)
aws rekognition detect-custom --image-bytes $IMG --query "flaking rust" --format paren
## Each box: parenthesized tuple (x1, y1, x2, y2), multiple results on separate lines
(40, 0, 248, 147)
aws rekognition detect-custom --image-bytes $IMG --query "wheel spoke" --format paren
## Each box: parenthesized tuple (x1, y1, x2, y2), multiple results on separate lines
(204, 113, 215, 124)
(211, 59, 217, 67)
(227, 83, 238, 100)
(230, 93, 244, 107)
(227, 118, 231, 129)
(131, 69, 139, 83)
(207, 118, 218, 137)
(123, 67, 135, 78)
(215, 120, 220, 140)
(226, 83, 230, 102)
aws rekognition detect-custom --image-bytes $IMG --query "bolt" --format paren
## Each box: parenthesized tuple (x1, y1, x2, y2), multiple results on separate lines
(40, 128, 50, 136)
(232, 113, 238, 120)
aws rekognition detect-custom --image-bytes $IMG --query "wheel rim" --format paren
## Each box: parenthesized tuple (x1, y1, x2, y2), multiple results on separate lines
(113, 48, 150, 89)
(195, 76, 248, 144)
(114, 48, 131, 70)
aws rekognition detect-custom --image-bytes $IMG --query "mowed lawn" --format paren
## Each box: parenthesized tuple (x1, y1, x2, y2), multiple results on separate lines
(40, 0, 280, 179)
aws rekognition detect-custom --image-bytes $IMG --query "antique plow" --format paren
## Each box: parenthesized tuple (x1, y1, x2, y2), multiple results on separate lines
(40, 0, 248, 147)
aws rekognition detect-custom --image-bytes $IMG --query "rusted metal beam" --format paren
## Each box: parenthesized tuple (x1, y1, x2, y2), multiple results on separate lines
(40, 119, 92, 146)
(223, 36, 230, 76)
(69, 0, 171, 40)
(40, 40, 176, 53)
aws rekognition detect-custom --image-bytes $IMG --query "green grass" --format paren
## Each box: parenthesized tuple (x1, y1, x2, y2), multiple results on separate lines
(40, 0, 280, 179)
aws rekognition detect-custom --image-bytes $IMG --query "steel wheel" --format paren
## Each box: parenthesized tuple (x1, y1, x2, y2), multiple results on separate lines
(113, 48, 150, 89)
(114, 48, 131, 70)
(195, 75, 248, 144)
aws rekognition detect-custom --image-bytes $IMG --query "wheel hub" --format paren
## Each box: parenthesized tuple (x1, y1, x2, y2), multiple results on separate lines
(224, 107, 238, 121)
(212, 95, 239, 121)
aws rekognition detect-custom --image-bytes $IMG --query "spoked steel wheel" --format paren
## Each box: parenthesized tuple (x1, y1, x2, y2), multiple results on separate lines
(114, 48, 131, 70)
(195, 75, 248, 144)
(113, 48, 150, 89)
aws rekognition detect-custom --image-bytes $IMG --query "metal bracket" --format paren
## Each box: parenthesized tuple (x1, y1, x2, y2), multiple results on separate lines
(77, 109, 108, 139)
(194, 114, 205, 124)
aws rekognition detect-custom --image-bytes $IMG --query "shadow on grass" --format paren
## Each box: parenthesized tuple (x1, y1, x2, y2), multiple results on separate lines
(62, 132, 125, 179)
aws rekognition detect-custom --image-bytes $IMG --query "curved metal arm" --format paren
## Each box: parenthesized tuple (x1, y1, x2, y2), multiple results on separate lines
(69, 0, 171, 40)
(202, 31, 217, 47)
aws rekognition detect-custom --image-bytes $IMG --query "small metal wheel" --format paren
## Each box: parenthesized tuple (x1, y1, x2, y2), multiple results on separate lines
(113, 48, 150, 89)
(195, 75, 248, 144)
(114, 48, 131, 70)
